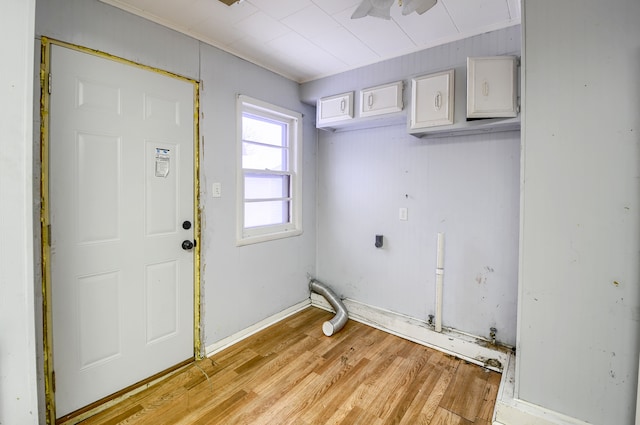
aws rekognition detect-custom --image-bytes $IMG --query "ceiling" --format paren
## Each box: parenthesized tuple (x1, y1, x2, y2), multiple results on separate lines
(99, 0, 520, 83)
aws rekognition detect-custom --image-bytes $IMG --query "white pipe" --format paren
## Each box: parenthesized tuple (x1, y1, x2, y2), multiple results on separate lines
(309, 279, 348, 336)
(436, 231, 445, 268)
(435, 232, 444, 333)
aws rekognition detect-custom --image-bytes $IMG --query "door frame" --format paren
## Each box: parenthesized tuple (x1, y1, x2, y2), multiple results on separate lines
(39, 37, 202, 424)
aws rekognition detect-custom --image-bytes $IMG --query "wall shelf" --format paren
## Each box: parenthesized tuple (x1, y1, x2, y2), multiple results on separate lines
(409, 115, 520, 138)
(316, 110, 406, 132)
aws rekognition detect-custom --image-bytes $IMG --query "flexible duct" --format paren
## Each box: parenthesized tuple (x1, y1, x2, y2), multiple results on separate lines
(309, 279, 348, 336)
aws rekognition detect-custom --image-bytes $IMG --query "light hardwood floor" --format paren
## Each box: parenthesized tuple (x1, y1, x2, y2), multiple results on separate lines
(75, 307, 500, 424)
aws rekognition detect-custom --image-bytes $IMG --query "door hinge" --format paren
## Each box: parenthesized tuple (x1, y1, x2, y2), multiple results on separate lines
(48, 73, 52, 95)
(52, 370, 56, 393)
(47, 224, 51, 246)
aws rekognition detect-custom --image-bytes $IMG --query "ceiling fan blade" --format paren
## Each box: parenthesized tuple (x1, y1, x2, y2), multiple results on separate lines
(370, 0, 394, 7)
(351, 0, 394, 20)
(415, 0, 437, 14)
(351, 0, 374, 19)
(402, 0, 437, 15)
(368, 7, 392, 19)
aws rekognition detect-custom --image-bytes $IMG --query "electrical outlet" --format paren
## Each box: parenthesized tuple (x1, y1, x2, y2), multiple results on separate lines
(212, 182, 222, 198)
(399, 207, 408, 221)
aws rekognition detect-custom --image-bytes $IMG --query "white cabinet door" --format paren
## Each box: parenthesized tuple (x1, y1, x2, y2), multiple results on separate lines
(317, 92, 353, 126)
(360, 81, 403, 117)
(409, 69, 455, 129)
(467, 56, 518, 118)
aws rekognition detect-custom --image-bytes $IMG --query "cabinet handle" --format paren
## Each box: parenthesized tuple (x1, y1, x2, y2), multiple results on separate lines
(367, 93, 374, 109)
(340, 99, 346, 112)
(434, 91, 442, 111)
(482, 81, 489, 97)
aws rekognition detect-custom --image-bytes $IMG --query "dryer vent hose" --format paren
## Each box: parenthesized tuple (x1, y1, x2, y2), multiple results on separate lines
(309, 279, 348, 336)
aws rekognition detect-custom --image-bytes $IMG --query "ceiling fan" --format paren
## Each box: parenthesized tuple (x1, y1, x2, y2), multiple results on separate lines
(215, 0, 437, 20)
(351, 0, 437, 20)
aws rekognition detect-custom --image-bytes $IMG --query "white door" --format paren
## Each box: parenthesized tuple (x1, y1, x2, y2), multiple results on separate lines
(49, 45, 196, 417)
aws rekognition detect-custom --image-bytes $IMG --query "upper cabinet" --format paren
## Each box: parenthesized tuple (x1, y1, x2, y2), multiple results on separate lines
(317, 92, 354, 127)
(467, 56, 519, 118)
(359, 81, 403, 118)
(317, 83, 405, 131)
(315, 56, 520, 136)
(409, 69, 454, 130)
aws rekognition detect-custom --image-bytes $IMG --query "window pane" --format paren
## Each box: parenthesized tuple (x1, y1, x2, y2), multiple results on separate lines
(242, 142, 287, 171)
(237, 96, 301, 244)
(242, 114, 286, 147)
(245, 173, 290, 200)
(245, 200, 290, 228)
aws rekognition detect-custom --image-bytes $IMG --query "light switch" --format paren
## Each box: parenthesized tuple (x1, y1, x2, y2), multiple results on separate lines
(212, 182, 222, 198)
(399, 207, 408, 221)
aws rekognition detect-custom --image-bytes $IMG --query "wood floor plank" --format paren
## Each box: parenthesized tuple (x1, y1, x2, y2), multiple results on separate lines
(395, 362, 445, 425)
(382, 347, 435, 424)
(313, 324, 377, 375)
(96, 405, 143, 425)
(217, 351, 324, 423)
(439, 361, 490, 421)
(73, 307, 501, 425)
(337, 406, 385, 425)
(367, 347, 431, 421)
(297, 328, 395, 424)
(187, 390, 254, 425)
(430, 406, 473, 425)
(298, 357, 371, 425)
(263, 337, 377, 425)
(396, 354, 460, 425)
(476, 368, 502, 422)
(348, 355, 406, 416)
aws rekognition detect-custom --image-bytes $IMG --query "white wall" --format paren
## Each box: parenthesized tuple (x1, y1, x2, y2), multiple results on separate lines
(0, 1, 40, 424)
(305, 27, 522, 346)
(35, 0, 316, 365)
(518, 0, 640, 423)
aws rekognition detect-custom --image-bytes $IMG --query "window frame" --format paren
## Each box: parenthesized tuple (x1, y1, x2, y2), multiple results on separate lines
(236, 95, 303, 246)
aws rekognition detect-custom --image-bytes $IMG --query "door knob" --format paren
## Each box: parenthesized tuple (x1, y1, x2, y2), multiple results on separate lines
(181, 240, 194, 250)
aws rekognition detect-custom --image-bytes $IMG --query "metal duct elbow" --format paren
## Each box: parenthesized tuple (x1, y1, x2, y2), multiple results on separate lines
(309, 279, 348, 336)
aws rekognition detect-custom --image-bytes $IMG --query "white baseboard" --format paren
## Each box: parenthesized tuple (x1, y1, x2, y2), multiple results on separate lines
(492, 353, 591, 425)
(205, 299, 311, 356)
(310, 293, 510, 372)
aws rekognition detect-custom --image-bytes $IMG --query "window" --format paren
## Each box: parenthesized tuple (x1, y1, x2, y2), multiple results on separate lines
(237, 95, 302, 245)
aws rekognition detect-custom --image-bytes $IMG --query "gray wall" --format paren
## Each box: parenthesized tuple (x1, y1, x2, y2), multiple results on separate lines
(317, 128, 520, 344)
(198, 44, 317, 343)
(35, 0, 317, 350)
(0, 1, 39, 424)
(304, 27, 521, 346)
(519, 0, 640, 423)
(28, 1, 640, 424)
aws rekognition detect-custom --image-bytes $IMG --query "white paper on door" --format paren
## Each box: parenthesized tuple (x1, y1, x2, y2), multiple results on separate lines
(155, 148, 170, 178)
